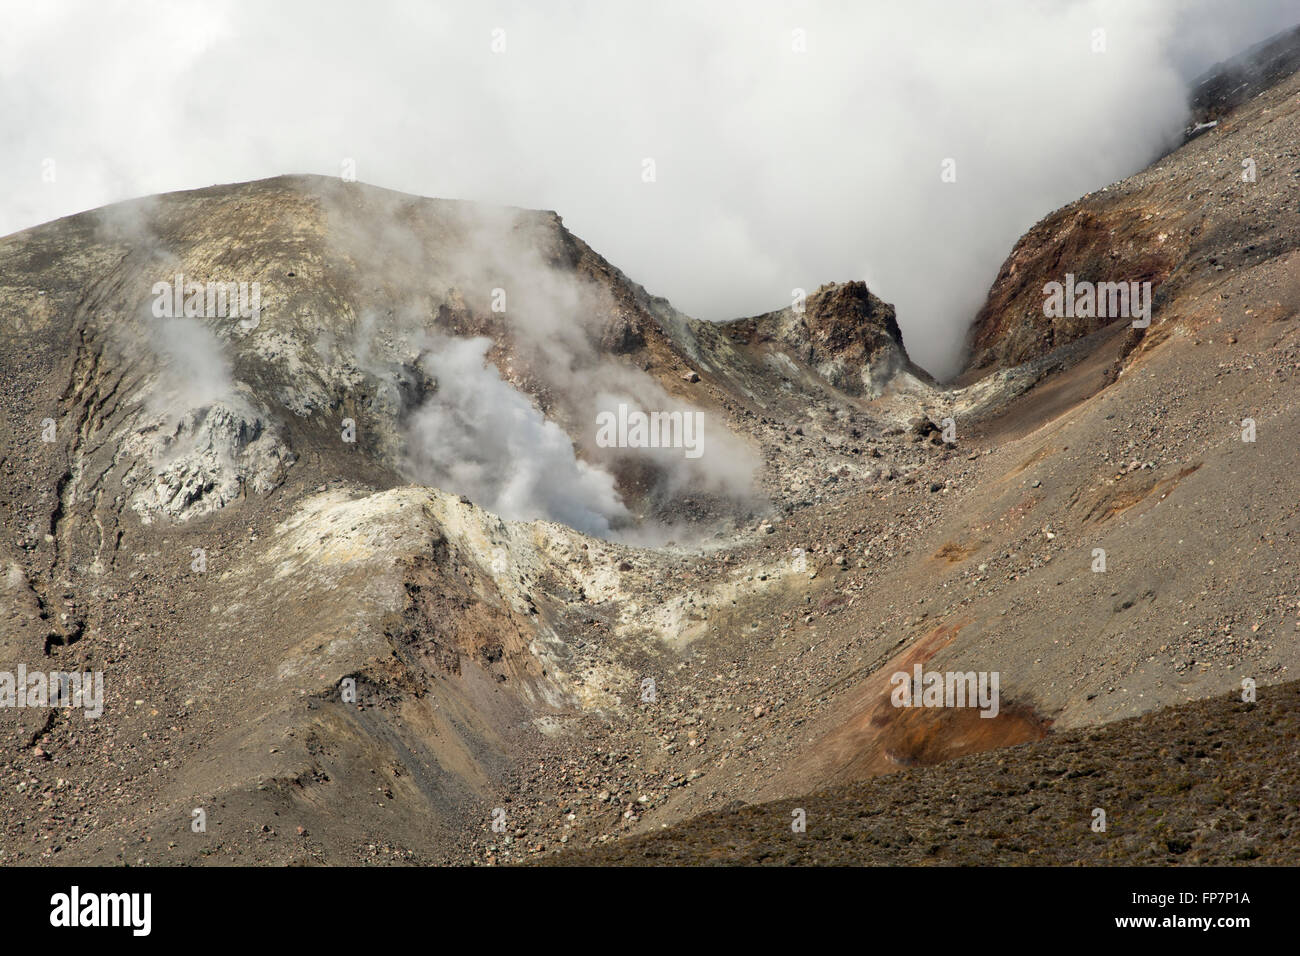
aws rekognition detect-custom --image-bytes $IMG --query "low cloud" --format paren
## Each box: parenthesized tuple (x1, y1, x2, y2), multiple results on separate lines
(4, 0, 1297, 380)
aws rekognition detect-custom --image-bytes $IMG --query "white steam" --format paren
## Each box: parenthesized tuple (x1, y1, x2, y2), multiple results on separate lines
(315, 185, 761, 535)
(406, 336, 630, 538)
(148, 316, 233, 411)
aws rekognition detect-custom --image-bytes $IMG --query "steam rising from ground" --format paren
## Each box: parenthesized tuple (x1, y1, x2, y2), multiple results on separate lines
(407, 336, 629, 538)
(322, 186, 761, 538)
(78, 183, 759, 537)
(148, 316, 233, 411)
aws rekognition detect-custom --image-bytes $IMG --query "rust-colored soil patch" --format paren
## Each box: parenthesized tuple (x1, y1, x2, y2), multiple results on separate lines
(1073, 463, 1202, 524)
(776, 622, 1051, 791)
(1006, 445, 1055, 479)
(932, 540, 981, 563)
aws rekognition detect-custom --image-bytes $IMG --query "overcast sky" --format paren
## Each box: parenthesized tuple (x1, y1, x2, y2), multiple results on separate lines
(3, 0, 1297, 377)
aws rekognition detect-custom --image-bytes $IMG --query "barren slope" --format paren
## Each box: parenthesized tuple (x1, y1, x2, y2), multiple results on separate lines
(2, 48, 1299, 867)
(556, 681, 1300, 866)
